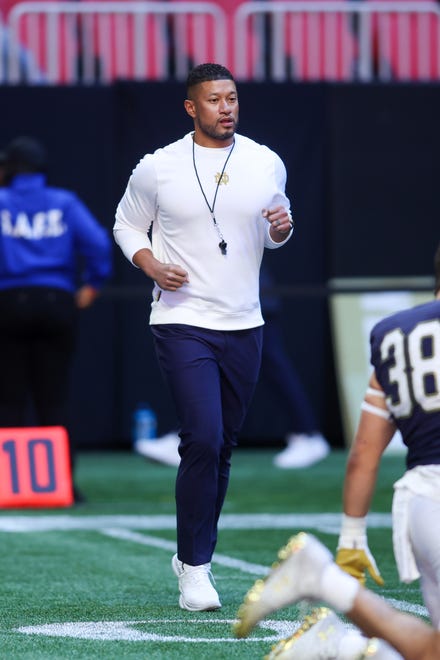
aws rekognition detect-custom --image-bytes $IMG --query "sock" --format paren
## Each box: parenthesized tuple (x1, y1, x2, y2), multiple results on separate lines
(320, 562, 360, 613)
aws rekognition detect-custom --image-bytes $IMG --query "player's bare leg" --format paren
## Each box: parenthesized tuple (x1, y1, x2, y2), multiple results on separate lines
(348, 587, 440, 660)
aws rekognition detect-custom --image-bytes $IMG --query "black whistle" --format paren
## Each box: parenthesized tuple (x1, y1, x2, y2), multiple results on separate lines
(219, 240, 227, 255)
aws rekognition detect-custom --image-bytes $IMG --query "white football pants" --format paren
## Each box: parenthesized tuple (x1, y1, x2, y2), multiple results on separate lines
(408, 494, 440, 629)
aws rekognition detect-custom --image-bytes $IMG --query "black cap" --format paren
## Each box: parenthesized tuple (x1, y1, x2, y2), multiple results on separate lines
(4, 136, 47, 173)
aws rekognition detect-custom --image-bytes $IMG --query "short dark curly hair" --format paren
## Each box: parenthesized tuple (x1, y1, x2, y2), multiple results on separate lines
(434, 242, 440, 296)
(3, 136, 48, 184)
(186, 63, 234, 95)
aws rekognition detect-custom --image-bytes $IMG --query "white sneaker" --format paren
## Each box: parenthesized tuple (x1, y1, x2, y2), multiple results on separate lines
(274, 433, 330, 469)
(172, 554, 221, 611)
(234, 532, 333, 639)
(265, 607, 355, 659)
(134, 432, 181, 467)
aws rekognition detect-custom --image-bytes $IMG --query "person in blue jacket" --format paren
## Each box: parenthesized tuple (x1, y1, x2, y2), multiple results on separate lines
(0, 136, 112, 500)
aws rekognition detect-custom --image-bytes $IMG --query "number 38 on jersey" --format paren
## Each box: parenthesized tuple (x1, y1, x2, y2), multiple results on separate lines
(379, 319, 440, 418)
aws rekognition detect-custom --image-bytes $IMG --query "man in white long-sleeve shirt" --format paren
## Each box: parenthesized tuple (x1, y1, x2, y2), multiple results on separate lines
(114, 62, 293, 612)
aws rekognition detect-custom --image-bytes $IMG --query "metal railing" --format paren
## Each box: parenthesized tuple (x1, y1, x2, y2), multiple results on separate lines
(4, 1, 226, 84)
(234, 1, 440, 81)
(2, 0, 440, 84)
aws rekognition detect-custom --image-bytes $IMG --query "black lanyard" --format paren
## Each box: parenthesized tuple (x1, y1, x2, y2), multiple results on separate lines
(192, 137, 235, 255)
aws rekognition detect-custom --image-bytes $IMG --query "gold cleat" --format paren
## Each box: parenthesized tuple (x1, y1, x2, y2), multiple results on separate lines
(278, 531, 308, 561)
(361, 637, 402, 659)
(364, 639, 380, 657)
(233, 532, 333, 639)
(263, 612, 402, 660)
(265, 607, 333, 659)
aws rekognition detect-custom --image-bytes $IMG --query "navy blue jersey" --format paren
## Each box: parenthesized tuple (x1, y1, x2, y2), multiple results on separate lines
(0, 173, 112, 291)
(370, 299, 440, 469)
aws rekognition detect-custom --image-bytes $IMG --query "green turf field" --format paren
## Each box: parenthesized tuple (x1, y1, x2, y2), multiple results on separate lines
(0, 448, 427, 659)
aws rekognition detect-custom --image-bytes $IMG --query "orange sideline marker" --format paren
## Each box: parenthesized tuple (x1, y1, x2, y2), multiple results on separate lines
(0, 426, 73, 508)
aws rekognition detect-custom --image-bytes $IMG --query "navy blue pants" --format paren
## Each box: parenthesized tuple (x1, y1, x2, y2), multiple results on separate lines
(151, 323, 263, 565)
(0, 287, 77, 427)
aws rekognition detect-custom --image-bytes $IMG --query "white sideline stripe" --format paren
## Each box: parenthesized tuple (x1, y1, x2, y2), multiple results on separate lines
(0, 512, 392, 533)
(101, 528, 269, 576)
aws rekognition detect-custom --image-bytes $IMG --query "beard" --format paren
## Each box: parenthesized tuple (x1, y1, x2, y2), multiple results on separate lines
(197, 117, 238, 141)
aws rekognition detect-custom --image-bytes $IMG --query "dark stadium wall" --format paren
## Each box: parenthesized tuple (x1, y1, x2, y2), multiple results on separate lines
(328, 84, 440, 278)
(0, 83, 438, 449)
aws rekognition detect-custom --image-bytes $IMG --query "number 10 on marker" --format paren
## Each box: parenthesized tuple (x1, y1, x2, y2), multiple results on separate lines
(0, 427, 73, 508)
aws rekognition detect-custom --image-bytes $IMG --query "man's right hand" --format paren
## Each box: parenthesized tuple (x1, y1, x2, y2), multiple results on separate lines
(152, 263, 189, 291)
(133, 248, 189, 291)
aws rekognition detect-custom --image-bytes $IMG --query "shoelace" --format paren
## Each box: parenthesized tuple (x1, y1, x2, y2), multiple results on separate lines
(182, 563, 216, 587)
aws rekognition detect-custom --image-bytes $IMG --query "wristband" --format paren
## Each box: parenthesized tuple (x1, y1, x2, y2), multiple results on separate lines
(338, 514, 367, 549)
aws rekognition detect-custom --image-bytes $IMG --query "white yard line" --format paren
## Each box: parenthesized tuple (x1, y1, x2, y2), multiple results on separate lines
(16, 619, 296, 642)
(0, 512, 392, 533)
(101, 527, 269, 576)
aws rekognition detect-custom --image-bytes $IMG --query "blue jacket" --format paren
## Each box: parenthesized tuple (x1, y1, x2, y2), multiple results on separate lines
(0, 173, 112, 291)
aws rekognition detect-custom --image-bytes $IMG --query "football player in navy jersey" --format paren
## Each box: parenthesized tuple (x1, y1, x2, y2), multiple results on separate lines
(336, 241, 440, 628)
(235, 245, 440, 659)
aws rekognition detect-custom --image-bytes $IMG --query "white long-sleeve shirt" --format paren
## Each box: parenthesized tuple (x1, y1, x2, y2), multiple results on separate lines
(114, 132, 292, 330)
